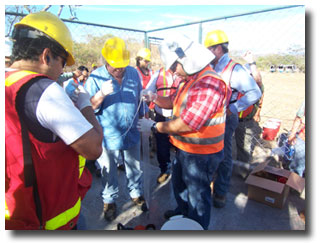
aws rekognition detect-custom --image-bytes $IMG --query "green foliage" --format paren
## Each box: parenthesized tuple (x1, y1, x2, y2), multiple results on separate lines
(69, 34, 146, 71)
(70, 34, 113, 70)
(231, 53, 305, 73)
(70, 34, 305, 74)
(256, 54, 305, 73)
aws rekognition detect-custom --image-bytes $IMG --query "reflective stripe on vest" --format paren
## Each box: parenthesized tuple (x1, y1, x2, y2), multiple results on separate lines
(5, 201, 10, 220)
(6, 70, 83, 230)
(45, 198, 81, 230)
(238, 93, 255, 119)
(5, 70, 38, 86)
(79, 155, 86, 178)
(156, 68, 178, 97)
(170, 66, 227, 154)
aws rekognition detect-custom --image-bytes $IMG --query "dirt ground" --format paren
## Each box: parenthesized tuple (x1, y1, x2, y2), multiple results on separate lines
(245, 71, 305, 163)
(259, 71, 305, 133)
(229, 71, 306, 220)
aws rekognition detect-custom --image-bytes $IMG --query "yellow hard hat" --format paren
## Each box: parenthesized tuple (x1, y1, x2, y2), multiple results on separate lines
(137, 48, 151, 62)
(204, 30, 229, 48)
(101, 37, 130, 68)
(15, 11, 75, 66)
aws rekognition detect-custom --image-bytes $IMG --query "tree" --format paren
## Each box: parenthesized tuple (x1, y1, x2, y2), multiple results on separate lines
(5, 5, 81, 37)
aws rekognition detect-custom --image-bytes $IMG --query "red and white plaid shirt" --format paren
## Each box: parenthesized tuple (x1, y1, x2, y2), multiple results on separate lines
(171, 72, 229, 131)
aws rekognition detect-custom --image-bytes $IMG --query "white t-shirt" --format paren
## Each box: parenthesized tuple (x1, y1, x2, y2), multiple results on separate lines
(36, 82, 93, 145)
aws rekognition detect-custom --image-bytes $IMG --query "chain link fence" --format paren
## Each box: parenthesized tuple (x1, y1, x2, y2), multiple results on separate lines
(146, 5, 305, 168)
(5, 5, 305, 170)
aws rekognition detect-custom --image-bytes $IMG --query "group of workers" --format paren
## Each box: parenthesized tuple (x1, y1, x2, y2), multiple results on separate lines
(5, 11, 304, 230)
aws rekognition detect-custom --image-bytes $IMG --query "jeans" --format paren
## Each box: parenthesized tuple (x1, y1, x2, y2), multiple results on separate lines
(289, 136, 305, 177)
(155, 113, 172, 174)
(172, 148, 224, 230)
(98, 142, 143, 204)
(214, 113, 239, 196)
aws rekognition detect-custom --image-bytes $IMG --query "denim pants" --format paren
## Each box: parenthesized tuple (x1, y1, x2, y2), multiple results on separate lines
(98, 142, 143, 204)
(289, 136, 305, 177)
(214, 113, 239, 196)
(155, 113, 172, 174)
(172, 148, 224, 230)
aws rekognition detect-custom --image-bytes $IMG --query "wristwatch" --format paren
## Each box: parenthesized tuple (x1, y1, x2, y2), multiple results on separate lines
(151, 122, 158, 133)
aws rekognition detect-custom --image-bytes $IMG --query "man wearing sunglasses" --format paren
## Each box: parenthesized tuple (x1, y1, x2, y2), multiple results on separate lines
(5, 11, 103, 230)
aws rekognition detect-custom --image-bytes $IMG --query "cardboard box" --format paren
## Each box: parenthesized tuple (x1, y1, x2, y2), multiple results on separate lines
(245, 161, 305, 208)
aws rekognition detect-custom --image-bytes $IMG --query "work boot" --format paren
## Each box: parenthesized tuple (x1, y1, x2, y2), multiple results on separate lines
(213, 194, 226, 208)
(103, 203, 116, 221)
(132, 196, 148, 212)
(164, 208, 181, 220)
(157, 173, 170, 184)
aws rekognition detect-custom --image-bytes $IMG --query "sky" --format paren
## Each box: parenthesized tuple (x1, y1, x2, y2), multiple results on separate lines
(41, 5, 291, 31)
(4, 3, 305, 55)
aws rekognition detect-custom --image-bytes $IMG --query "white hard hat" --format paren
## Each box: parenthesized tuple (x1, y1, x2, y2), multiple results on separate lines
(5, 37, 13, 57)
(159, 34, 214, 75)
(160, 215, 204, 230)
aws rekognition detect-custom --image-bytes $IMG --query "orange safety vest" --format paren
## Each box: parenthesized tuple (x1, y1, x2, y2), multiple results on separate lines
(136, 67, 153, 89)
(221, 59, 255, 119)
(155, 68, 180, 97)
(170, 65, 228, 154)
(5, 70, 92, 230)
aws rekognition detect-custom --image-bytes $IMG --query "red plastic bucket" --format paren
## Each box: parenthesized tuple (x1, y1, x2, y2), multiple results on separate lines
(262, 119, 281, 141)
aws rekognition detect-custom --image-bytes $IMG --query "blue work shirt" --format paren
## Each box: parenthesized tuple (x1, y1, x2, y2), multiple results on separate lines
(213, 53, 261, 114)
(64, 78, 85, 98)
(85, 65, 148, 150)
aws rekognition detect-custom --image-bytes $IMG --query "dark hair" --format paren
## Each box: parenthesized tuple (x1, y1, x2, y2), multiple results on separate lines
(221, 43, 229, 53)
(210, 43, 229, 54)
(77, 65, 89, 72)
(136, 56, 143, 67)
(11, 26, 68, 63)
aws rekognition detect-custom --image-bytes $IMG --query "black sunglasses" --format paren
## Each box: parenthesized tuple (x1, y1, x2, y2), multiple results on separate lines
(51, 49, 67, 68)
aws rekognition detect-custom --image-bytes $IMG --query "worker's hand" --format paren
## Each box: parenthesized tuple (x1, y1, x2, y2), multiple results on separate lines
(140, 89, 157, 102)
(253, 110, 261, 122)
(287, 132, 297, 146)
(243, 51, 254, 64)
(137, 117, 155, 133)
(74, 85, 92, 110)
(101, 80, 114, 97)
(73, 69, 82, 79)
